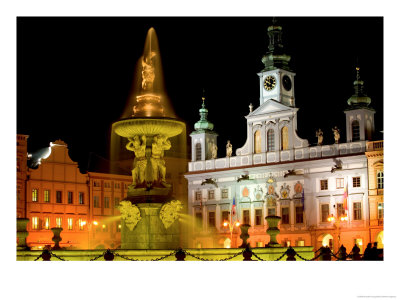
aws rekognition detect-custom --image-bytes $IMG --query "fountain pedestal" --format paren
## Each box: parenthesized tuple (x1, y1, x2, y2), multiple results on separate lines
(265, 216, 282, 247)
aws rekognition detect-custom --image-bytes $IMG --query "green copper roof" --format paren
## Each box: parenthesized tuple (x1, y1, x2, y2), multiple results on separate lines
(193, 97, 215, 133)
(347, 67, 372, 107)
(261, 18, 291, 72)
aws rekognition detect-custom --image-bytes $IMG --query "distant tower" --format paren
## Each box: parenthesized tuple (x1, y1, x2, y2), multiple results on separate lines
(344, 67, 375, 142)
(258, 18, 296, 107)
(190, 95, 218, 161)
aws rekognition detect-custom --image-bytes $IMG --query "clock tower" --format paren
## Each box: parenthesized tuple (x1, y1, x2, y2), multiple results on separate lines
(258, 18, 295, 107)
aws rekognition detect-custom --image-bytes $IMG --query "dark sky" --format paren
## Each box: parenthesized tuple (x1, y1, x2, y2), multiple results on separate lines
(17, 17, 383, 171)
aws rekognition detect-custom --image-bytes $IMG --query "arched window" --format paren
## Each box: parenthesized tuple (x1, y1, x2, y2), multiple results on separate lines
(377, 171, 384, 189)
(254, 130, 261, 153)
(195, 143, 202, 161)
(267, 129, 275, 152)
(352, 120, 360, 141)
(281, 126, 289, 150)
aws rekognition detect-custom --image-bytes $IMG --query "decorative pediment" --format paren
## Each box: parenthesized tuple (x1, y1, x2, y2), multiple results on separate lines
(247, 99, 296, 118)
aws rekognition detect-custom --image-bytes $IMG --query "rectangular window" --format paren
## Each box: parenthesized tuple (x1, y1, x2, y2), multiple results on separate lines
(221, 211, 230, 223)
(377, 172, 384, 189)
(79, 192, 84, 204)
(94, 196, 99, 208)
(32, 217, 39, 230)
(268, 207, 276, 216)
(297, 240, 305, 247)
(295, 206, 304, 224)
(102, 224, 108, 232)
(56, 191, 62, 203)
(116, 222, 121, 232)
(56, 217, 62, 228)
(320, 180, 328, 191)
(115, 183, 120, 189)
(242, 209, 250, 224)
(281, 207, 289, 224)
(67, 218, 73, 230)
(195, 212, 203, 231)
(93, 181, 99, 187)
(337, 203, 345, 218)
(32, 189, 38, 202)
(44, 217, 50, 230)
(353, 177, 361, 188)
(68, 191, 73, 204)
(221, 188, 229, 199)
(255, 209, 263, 226)
(378, 203, 384, 219)
(78, 218, 84, 230)
(208, 212, 215, 228)
(195, 191, 202, 201)
(208, 190, 215, 200)
(353, 202, 362, 220)
(104, 197, 110, 208)
(321, 204, 329, 222)
(114, 197, 120, 208)
(44, 190, 50, 203)
(336, 178, 344, 189)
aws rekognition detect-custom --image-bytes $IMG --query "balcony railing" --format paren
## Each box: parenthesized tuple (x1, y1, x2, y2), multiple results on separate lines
(367, 140, 383, 152)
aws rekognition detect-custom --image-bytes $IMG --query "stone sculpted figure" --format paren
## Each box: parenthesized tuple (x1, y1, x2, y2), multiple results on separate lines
(226, 140, 233, 157)
(151, 134, 171, 186)
(316, 128, 323, 146)
(141, 52, 156, 91)
(211, 142, 218, 159)
(126, 135, 147, 187)
(332, 126, 340, 144)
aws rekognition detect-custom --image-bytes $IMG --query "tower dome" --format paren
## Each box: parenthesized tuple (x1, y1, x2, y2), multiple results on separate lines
(347, 67, 372, 107)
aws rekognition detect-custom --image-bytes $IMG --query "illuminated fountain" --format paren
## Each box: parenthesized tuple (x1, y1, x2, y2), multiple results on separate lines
(113, 28, 185, 249)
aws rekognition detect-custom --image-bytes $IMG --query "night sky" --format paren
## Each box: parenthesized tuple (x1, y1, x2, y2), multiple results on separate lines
(17, 17, 383, 171)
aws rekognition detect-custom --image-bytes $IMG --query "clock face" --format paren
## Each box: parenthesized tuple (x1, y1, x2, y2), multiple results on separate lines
(282, 75, 292, 91)
(264, 75, 276, 91)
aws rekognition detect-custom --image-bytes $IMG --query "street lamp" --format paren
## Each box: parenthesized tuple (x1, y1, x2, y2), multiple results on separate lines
(223, 220, 240, 248)
(328, 214, 348, 252)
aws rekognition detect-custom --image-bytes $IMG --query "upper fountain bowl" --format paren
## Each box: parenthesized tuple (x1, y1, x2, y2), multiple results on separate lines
(113, 117, 185, 138)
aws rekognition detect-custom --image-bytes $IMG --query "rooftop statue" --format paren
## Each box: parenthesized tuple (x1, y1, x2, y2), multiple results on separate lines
(316, 128, 323, 146)
(332, 126, 340, 144)
(226, 140, 233, 157)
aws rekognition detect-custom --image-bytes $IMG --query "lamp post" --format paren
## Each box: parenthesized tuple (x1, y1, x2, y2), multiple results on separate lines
(223, 220, 240, 248)
(328, 214, 348, 253)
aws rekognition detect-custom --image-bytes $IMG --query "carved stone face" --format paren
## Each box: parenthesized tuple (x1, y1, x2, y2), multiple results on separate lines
(119, 201, 141, 231)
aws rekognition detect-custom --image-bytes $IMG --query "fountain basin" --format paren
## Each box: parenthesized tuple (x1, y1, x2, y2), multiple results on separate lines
(113, 117, 185, 138)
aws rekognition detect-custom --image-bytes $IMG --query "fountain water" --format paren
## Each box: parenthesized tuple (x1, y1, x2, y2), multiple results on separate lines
(113, 28, 185, 249)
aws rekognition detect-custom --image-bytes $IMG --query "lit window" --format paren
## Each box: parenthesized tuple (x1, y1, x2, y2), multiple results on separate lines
(221, 188, 229, 199)
(295, 206, 303, 224)
(352, 120, 360, 141)
(104, 197, 110, 208)
(378, 203, 384, 219)
(195, 191, 202, 201)
(114, 197, 120, 207)
(208, 212, 215, 229)
(32, 217, 39, 230)
(56, 191, 62, 203)
(377, 171, 384, 189)
(267, 207, 276, 216)
(353, 202, 362, 220)
(281, 207, 289, 224)
(195, 143, 202, 161)
(94, 196, 99, 208)
(78, 218, 84, 230)
(255, 209, 263, 226)
(102, 224, 108, 232)
(320, 180, 328, 190)
(208, 190, 215, 200)
(221, 211, 229, 223)
(354, 238, 363, 250)
(297, 240, 305, 247)
(267, 129, 275, 152)
(56, 217, 62, 228)
(44, 190, 50, 203)
(32, 189, 38, 202)
(281, 126, 289, 150)
(336, 178, 344, 189)
(68, 191, 73, 204)
(321, 204, 329, 222)
(254, 130, 261, 153)
(353, 177, 361, 188)
(44, 217, 50, 230)
(67, 218, 73, 230)
(256, 241, 264, 247)
(116, 222, 121, 232)
(79, 192, 84, 205)
(337, 203, 345, 218)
